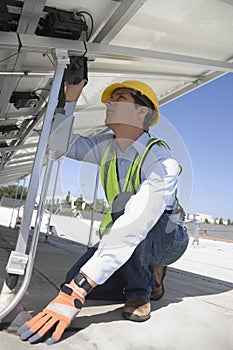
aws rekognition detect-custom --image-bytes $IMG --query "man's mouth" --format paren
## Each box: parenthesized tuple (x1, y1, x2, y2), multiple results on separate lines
(106, 106, 115, 113)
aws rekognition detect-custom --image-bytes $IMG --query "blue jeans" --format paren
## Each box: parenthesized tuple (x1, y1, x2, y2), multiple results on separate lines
(65, 212, 189, 300)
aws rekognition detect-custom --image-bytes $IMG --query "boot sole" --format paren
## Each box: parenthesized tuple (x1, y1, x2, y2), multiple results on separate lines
(150, 284, 164, 301)
(122, 312, 151, 322)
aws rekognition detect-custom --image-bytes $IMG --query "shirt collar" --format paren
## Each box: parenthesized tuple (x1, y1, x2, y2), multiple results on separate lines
(113, 132, 151, 157)
(131, 132, 151, 157)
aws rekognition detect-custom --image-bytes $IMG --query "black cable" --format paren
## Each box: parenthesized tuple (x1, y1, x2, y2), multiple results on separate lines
(44, 53, 55, 68)
(57, 80, 65, 109)
(0, 32, 22, 69)
(34, 88, 51, 92)
(34, 92, 47, 104)
(0, 52, 19, 64)
(16, 32, 22, 52)
(82, 41, 88, 57)
(79, 11, 94, 40)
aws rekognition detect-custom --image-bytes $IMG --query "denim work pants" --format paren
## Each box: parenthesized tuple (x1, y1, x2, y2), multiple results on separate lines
(65, 212, 189, 301)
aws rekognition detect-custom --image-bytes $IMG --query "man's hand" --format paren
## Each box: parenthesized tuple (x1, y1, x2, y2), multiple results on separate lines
(18, 282, 85, 345)
(65, 80, 86, 102)
(57, 56, 88, 107)
(64, 56, 88, 86)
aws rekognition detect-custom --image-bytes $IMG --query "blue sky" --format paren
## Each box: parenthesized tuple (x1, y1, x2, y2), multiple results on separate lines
(59, 73, 233, 221)
(158, 73, 233, 220)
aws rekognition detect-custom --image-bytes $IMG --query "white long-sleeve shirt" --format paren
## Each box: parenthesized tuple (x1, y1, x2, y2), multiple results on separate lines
(65, 102, 179, 284)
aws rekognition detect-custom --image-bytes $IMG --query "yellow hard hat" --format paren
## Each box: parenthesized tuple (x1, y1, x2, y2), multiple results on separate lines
(101, 80, 160, 126)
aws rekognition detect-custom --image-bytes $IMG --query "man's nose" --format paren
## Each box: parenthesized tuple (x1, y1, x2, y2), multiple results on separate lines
(105, 100, 114, 106)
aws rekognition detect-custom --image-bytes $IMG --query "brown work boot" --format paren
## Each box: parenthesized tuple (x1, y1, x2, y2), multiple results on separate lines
(122, 298, 151, 322)
(150, 266, 167, 301)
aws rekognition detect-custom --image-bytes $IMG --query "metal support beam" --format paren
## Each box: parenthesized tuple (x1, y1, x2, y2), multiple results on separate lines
(7, 158, 35, 166)
(159, 71, 227, 106)
(93, 0, 147, 44)
(2, 32, 233, 72)
(15, 49, 69, 253)
(2, 82, 51, 167)
(0, 165, 33, 176)
(89, 69, 197, 82)
(0, 135, 19, 142)
(1, 33, 229, 72)
(87, 167, 100, 248)
(9, 151, 36, 159)
(0, 50, 70, 321)
(0, 173, 30, 184)
(0, 143, 38, 152)
(9, 181, 20, 228)
(17, 0, 46, 34)
(0, 0, 46, 115)
(0, 69, 198, 83)
(0, 32, 19, 50)
(46, 160, 61, 237)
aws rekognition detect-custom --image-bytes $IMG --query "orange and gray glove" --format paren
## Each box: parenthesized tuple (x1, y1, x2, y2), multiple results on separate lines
(18, 282, 85, 345)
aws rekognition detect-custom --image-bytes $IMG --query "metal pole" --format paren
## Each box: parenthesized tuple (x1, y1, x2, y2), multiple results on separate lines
(15, 177, 26, 229)
(192, 215, 200, 245)
(15, 49, 69, 254)
(0, 50, 69, 320)
(9, 181, 19, 228)
(0, 149, 57, 320)
(87, 167, 100, 248)
(46, 159, 61, 237)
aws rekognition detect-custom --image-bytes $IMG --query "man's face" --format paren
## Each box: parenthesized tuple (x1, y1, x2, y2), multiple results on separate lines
(104, 88, 140, 129)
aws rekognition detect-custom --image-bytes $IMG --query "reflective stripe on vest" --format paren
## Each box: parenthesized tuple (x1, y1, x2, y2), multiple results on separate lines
(99, 137, 170, 237)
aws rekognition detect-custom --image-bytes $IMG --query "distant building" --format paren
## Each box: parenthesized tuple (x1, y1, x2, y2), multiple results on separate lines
(186, 212, 214, 224)
(45, 196, 80, 209)
(45, 195, 65, 206)
(186, 213, 195, 222)
(196, 213, 214, 224)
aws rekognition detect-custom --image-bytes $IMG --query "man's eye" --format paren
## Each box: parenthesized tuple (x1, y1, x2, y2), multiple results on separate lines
(117, 94, 126, 99)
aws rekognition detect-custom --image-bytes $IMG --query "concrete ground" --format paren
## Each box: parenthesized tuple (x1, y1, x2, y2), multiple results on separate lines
(0, 224, 233, 350)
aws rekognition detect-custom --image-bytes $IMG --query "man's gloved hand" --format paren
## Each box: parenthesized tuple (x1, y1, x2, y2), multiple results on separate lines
(64, 56, 88, 86)
(57, 56, 88, 108)
(18, 282, 85, 345)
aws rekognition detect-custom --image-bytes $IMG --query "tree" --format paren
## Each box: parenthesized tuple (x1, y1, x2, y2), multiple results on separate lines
(0, 185, 27, 200)
(95, 198, 109, 214)
(65, 191, 71, 204)
(74, 195, 84, 210)
(219, 218, 223, 225)
(74, 195, 108, 214)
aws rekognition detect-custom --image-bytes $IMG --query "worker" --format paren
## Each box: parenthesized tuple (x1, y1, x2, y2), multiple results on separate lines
(18, 59, 189, 345)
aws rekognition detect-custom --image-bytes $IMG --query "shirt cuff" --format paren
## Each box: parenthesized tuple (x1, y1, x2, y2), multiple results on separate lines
(65, 101, 76, 116)
(80, 254, 115, 285)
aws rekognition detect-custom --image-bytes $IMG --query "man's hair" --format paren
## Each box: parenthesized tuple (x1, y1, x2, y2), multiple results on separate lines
(129, 90, 155, 131)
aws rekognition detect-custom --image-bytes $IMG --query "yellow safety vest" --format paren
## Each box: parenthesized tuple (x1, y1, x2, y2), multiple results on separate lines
(99, 137, 170, 237)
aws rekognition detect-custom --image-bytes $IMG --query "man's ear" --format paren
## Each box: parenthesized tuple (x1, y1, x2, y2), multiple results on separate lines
(136, 105, 149, 119)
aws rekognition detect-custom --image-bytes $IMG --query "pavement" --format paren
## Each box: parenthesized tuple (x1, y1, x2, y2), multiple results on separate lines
(0, 223, 233, 350)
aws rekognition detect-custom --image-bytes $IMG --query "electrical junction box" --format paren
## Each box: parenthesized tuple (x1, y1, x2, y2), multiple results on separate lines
(6, 251, 29, 275)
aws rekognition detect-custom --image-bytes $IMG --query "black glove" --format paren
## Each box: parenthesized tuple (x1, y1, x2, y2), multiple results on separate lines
(57, 79, 66, 108)
(64, 56, 88, 86)
(57, 56, 88, 108)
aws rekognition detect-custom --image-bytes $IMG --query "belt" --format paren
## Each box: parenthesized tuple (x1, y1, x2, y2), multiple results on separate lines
(164, 207, 185, 217)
